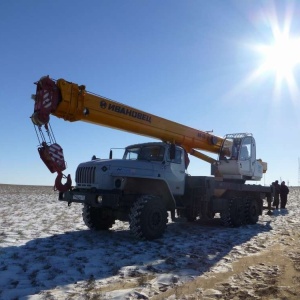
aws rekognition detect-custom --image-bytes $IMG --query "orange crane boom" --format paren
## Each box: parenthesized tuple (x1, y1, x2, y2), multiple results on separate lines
(31, 76, 224, 165)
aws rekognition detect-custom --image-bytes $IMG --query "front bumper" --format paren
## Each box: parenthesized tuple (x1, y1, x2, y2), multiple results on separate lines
(59, 189, 121, 208)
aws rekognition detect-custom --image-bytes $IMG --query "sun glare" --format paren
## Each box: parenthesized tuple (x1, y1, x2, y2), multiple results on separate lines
(244, 7, 300, 105)
(220, 5, 300, 104)
(258, 33, 300, 81)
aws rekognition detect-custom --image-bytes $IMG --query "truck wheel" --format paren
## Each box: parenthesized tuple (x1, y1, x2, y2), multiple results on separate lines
(185, 207, 197, 222)
(129, 195, 168, 240)
(82, 204, 115, 230)
(201, 209, 215, 220)
(229, 198, 245, 227)
(220, 207, 232, 227)
(245, 198, 259, 224)
(220, 198, 244, 227)
(207, 211, 215, 220)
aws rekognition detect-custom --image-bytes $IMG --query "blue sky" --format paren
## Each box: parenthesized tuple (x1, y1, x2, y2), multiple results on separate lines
(1, 0, 300, 186)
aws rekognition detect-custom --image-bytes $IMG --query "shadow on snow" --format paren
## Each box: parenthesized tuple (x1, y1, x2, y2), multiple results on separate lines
(0, 218, 272, 298)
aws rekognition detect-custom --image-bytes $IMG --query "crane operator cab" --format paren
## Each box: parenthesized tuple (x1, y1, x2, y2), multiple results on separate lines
(216, 133, 265, 182)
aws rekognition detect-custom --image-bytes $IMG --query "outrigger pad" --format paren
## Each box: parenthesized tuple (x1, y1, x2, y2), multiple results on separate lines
(38, 143, 66, 173)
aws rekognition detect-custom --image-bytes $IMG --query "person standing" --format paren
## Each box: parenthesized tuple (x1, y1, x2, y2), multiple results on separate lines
(272, 180, 280, 209)
(280, 181, 289, 209)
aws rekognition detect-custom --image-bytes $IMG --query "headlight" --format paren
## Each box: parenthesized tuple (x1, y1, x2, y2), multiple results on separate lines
(96, 195, 103, 204)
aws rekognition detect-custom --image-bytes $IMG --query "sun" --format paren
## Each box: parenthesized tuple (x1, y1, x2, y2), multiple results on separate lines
(257, 32, 300, 81)
(224, 6, 300, 105)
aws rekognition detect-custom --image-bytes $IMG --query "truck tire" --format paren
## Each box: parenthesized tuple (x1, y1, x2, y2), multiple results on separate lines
(220, 198, 244, 227)
(245, 198, 259, 224)
(82, 204, 115, 230)
(185, 206, 197, 222)
(230, 198, 245, 227)
(129, 195, 168, 240)
(200, 208, 215, 220)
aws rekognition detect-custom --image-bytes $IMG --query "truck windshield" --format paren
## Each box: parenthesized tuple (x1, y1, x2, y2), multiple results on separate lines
(219, 137, 241, 160)
(123, 147, 140, 160)
(220, 135, 251, 161)
(123, 145, 165, 162)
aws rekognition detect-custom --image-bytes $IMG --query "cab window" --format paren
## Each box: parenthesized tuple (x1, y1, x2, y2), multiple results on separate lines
(239, 137, 252, 161)
(167, 148, 182, 164)
(123, 147, 140, 160)
(139, 145, 165, 161)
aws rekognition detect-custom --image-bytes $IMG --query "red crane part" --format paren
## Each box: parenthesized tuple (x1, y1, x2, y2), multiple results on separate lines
(31, 76, 61, 126)
(38, 142, 66, 173)
(55, 172, 72, 192)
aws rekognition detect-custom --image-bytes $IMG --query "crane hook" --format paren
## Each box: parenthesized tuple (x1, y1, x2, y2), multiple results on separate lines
(55, 172, 72, 192)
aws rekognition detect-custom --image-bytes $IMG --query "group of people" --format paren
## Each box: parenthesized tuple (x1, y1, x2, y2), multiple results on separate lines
(272, 180, 289, 209)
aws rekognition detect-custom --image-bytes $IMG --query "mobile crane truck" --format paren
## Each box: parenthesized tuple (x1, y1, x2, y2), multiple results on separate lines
(31, 76, 272, 240)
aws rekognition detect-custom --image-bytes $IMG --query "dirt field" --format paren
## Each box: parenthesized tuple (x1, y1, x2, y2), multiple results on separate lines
(155, 228, 300, 299)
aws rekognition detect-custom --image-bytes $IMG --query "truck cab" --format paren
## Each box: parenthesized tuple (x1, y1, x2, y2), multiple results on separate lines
(217, 133, 266, 181)
(59, 142, 190, 239)
(74, 142, 187, 195)
(62, 142, 187, 222)
(122, 143, 187, 195)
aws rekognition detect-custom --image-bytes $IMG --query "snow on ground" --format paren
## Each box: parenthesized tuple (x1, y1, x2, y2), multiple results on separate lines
(0, 184, 299, 299)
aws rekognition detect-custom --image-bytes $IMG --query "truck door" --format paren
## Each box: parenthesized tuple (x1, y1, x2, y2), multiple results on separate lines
(238, 136, 254, 176)
(162, 147, 185, 196)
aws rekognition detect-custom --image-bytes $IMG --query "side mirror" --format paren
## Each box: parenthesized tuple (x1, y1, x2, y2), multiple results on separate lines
(109, 150, 112, 159)
(169, 144, 176, 160)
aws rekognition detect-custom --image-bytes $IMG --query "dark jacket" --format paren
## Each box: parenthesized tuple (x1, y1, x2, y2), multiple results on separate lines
(280, 184, 289, 196)
(274, 182, 280, 195)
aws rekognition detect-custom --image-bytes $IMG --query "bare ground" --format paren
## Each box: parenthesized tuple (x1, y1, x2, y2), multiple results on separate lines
(154, 229, 300, 299)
